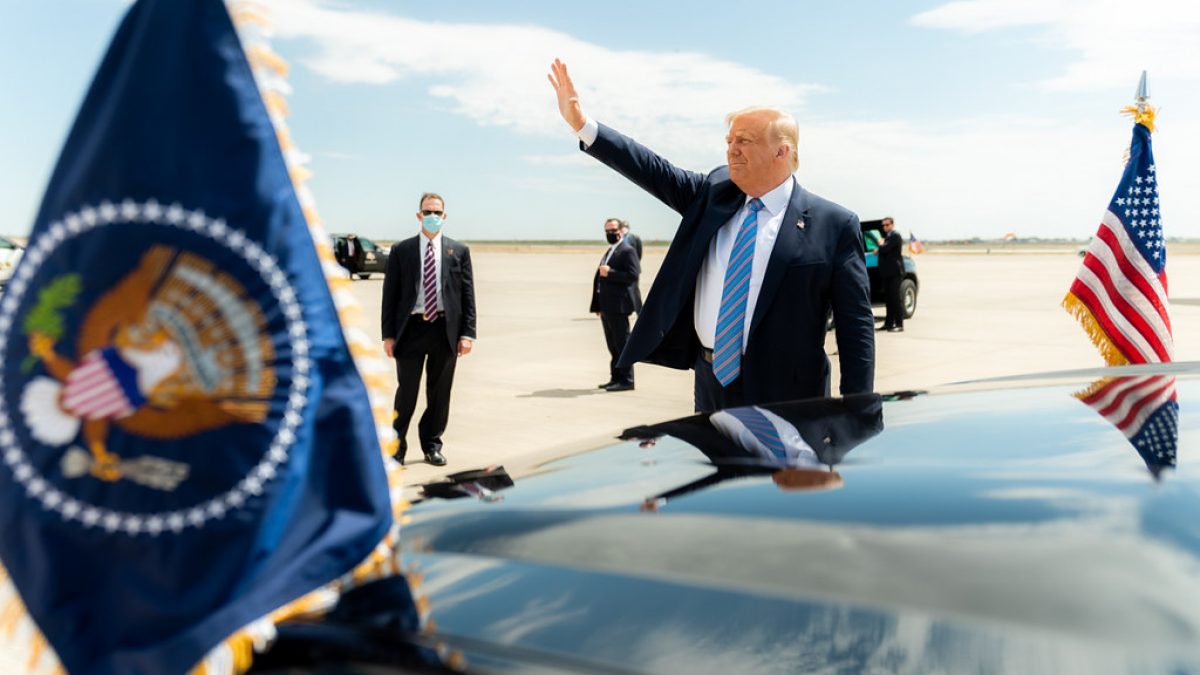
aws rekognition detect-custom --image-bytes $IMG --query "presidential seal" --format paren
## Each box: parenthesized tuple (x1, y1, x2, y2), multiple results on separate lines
(0, 200, 310, 536)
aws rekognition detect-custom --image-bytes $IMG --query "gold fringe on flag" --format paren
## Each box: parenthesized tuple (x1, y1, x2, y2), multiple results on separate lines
(1120, 104, 1157, 133)
(1, 3, 424, 672)
(1062, 292, 1131, 367)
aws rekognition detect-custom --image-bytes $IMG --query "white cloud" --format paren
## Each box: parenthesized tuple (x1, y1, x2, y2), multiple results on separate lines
(258, 0, 1200, 240)
(260, 0, 821, 166)
(912, 0, 1200, 92)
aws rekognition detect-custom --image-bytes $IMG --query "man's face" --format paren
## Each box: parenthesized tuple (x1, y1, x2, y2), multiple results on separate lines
(726, 111, 784, 192)
(882, 219, 894, 233)
(417, 197, 445, 224)
(604, 220, 622, 239)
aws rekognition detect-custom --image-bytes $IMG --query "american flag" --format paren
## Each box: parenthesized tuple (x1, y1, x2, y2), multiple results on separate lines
(1075, 375, 1177, 476)
(908, 232, 925, 255)
(1064, 114, 1177, 477)
(1063, 120, 1172, 365)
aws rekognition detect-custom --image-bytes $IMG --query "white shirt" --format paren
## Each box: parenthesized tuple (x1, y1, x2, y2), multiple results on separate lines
(413, 232, 442, 315)
(576, 118, 794, 350)
(709, 407, 820, 467)
(694, 178, 793, 349)
(601, 240, 619, 264)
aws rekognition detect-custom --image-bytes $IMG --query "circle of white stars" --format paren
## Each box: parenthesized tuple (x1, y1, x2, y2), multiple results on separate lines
(1113, 164, 1165, 261)
(0, 199, 311, 537)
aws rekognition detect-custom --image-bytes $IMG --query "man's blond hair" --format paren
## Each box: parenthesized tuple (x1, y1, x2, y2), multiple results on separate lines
(725, 107, 799, 172)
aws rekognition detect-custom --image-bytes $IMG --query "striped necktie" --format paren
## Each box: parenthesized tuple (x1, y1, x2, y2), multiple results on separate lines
(712, 198, 764, 386)
(423, 239, 439, 320)
(725, 406, 787, 460)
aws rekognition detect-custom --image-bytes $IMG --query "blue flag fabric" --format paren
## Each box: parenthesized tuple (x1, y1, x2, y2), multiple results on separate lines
(0, 1, 392, 673)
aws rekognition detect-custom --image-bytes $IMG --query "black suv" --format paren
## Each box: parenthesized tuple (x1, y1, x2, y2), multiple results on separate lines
(861, 219, 918, 320)
(331, 234, 389, 279)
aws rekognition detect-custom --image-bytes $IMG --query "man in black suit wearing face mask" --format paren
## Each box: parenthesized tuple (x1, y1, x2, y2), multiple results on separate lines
(591, 218, 641, 391)
(381, 192, 476, 466)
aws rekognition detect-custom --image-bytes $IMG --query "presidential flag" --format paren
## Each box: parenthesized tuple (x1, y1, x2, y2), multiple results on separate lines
(1063, 116, 1172, 366)
(0, 1, 393, 673)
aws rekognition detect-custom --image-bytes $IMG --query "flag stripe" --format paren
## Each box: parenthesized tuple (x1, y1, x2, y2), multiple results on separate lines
(1077, 253, 1171, 360)
(1094, 214, 1171, 327)
(1068, 276, 1153, 363)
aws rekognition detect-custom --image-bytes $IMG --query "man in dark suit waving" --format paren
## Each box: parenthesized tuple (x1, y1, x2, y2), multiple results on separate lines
(381, 192, 476, 465)
(591, 218, 641, 391)
(548, 60, 874, 412)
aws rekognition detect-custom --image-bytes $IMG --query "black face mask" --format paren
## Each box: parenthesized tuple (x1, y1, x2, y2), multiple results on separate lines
(605, 232, 620, 244)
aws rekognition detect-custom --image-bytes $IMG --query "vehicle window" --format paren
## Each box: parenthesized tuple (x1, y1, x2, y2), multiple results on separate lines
(360, 238, 377, 252)
(0, 238, 14, 250)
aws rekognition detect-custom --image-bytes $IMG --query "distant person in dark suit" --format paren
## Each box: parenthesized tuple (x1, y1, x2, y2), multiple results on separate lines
(591, 218, 641, 391)
(549, 59, 874, 412)
(619, 220, 643, 260)
(877, 217, 905, 332)
(381, 192, 476, 466)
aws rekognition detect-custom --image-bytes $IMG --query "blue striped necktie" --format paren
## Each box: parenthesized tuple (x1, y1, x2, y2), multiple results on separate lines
(712, 198, 764, 386)
(725, 406, 787, 459)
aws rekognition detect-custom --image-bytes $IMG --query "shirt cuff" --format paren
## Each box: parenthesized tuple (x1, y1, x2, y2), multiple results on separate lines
(576, 117, 599, 147)
(459, 336, 475, 342)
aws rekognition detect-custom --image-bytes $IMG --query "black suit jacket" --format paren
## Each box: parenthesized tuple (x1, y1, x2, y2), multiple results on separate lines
(583, 123, 874, 401)
(624, 232, 644, 260)
(381, 235, 476, 349)
(589, 239, 641, 315)
(877, 230, 904, 279)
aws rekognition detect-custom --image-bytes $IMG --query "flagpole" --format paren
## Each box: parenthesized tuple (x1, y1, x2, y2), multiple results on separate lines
(1135, 70, 1149, 114)
(1124, 70, 1155, 132)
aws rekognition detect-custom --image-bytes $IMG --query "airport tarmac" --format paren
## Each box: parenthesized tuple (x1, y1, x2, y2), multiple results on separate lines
(353, 248, 1200, 486)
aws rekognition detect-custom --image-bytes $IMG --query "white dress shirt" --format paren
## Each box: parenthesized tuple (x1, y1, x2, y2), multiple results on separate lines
(575, 117, 794, 351)
(601, 240, 619, 264)
(709, 407, 820, 467)
(413, 232, 442, 315)
(694, 178, 793, 350)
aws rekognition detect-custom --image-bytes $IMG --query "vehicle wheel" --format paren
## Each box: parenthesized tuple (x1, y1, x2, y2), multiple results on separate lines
(901, 278, 917, 319)
(356, 273, 371, 280)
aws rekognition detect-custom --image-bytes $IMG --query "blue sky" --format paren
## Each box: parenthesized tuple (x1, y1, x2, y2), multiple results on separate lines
(2, 0, 1199, 242)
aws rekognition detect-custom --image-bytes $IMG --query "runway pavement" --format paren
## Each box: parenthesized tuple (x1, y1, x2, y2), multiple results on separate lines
(351, 248, 1200, 486)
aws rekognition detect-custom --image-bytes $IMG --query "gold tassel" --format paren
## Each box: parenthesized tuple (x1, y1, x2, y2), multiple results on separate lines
(1062, 293, 1130, 366)
(1120, 104, 1157, 133)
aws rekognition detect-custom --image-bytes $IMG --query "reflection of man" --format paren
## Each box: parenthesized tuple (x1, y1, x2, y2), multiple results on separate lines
(381, 192, 476, 466)
(592, 218, 641, 391)
(878, 217, 904, 332)
(549, 60, 874, 413)
(626, 394, 883, 510)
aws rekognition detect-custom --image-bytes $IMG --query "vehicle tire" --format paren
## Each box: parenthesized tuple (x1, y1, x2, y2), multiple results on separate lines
(357, 273, 371, 280)
(901, 278, 917, 319)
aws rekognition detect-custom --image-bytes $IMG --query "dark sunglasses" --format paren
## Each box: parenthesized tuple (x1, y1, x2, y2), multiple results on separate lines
(421, 209, 444, 216)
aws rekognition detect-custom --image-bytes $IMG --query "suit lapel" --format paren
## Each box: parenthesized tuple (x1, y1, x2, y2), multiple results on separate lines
(440, 236, 453, 293)
(750, 179, 807, 338)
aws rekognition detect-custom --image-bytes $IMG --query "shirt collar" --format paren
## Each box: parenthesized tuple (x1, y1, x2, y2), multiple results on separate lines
(748, 175, 794, 217)
(423, 232, 442, 247)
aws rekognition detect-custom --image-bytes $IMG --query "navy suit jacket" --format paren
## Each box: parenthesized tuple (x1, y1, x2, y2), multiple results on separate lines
(380, 235, 476, 349)
(583, 123, 874, 402)
(590, 239, 641, 316)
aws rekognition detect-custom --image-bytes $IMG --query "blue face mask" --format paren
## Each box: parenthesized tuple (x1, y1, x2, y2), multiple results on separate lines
(422, 214, 443, 233)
